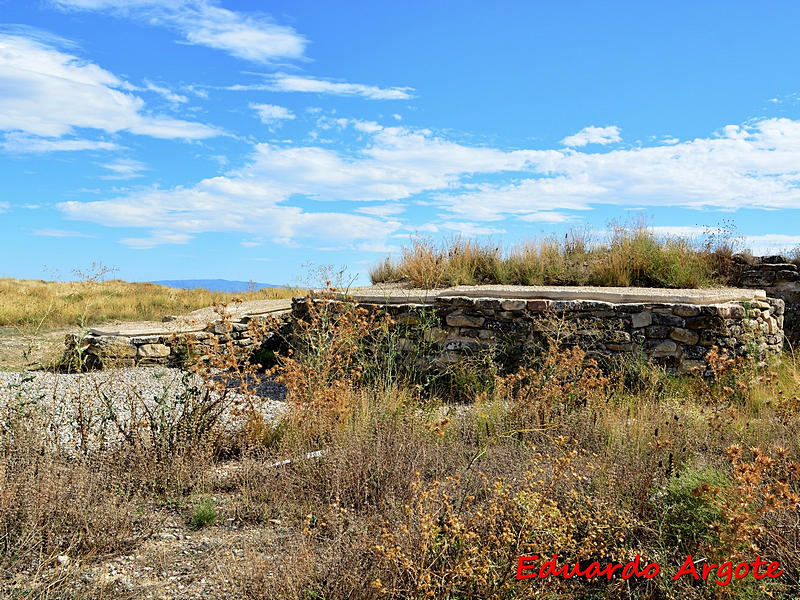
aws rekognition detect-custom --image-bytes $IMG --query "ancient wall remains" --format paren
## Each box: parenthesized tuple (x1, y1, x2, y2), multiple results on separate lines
(294, 289, 784, 375)
(733, 255, 800, 348)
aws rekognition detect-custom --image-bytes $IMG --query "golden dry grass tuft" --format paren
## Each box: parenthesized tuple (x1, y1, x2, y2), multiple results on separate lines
(371, 222, 741, 289)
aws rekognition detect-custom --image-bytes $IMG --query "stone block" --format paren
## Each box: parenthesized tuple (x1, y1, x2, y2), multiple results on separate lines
(396, 313, 422, 325)
(717, 304, 746, 319)
(645, 325, 670, 338)
(672, 304, 702, 317)
(500, 299, 527, 311)
(137, 343, 171, 358)
(446, 312, 485, 327)
(686, 315, 724, 329)
(651, 313, 684, 327)
(526, 299, 551, 312)
(445, 338, 485, 351)
(669, 327, 699, 345)
(602, 331, 631, 344)
(474, 298, 501, 310)
(742, 271, 775, 286)
(630, 311, 652, 328)
(95, 337, 137, 358)
(776, 270, 799, 282)
(646, 339, 678, 357)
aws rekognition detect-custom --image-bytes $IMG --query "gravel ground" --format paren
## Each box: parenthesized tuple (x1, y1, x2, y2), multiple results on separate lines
(0, 367, 289, 450)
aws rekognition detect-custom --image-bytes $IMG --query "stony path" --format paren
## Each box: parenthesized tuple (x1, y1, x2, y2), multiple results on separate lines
(0, 367, 289, 449)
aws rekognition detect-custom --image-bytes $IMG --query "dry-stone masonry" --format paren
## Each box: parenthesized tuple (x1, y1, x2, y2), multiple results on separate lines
(733, 254, 800, 348)
(294, 285, 784, 375)
(65, 300, 291, 369)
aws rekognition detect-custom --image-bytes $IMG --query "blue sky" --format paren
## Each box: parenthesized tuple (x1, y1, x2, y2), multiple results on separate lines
(2, 1, 800, 285)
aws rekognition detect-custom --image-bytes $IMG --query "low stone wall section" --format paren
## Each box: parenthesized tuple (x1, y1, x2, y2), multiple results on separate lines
(294, 294, 784, 374)
(733, 255, 800, 348)
(65, 312, 288, 369)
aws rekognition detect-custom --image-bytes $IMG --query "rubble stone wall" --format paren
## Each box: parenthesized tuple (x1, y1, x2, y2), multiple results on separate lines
(294, 295, 785, 374)
(64, 314, 281, 369)
(733, 255, 800, 348)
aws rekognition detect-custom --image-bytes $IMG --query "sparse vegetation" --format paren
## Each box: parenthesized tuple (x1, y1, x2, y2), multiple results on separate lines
(1, 271, 799, 599)
(371, 222, 743, 288)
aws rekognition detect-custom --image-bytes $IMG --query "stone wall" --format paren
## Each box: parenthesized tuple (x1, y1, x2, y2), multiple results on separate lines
(733, 255, 800, 348)
(294, 293, 784, 375)
(64, 312, 287, 369)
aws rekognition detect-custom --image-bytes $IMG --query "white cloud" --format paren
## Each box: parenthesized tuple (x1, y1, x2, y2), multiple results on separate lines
(100, 158, 148, 179)
(0, 33, 222, 143)
(0, 202, 8, 213)
(518, 211, 575, 223)
(1, 133, 120, 153)
(561, 125, 621, 147)
(57, 117, 800, 248)
(648, 225, 708, 238)
(441, 222, 507, 236)
(120, 231, 194, 249)
(229, 74, 415, 100)
(33, 228, 93, 238)
(52, 0, 306, 63)
(250, 103, 295, 127)
(144, 80, 188, 104)
(440, 117, 800, 220)
(356, 204, 406, 217)
(742, 234, 800, 255)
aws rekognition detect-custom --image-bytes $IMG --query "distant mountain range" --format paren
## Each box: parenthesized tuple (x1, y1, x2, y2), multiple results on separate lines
(152, 279, 280, 293)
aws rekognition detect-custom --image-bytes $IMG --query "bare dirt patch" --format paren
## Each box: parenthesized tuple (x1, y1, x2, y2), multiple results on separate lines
(0, 326, 71, 371)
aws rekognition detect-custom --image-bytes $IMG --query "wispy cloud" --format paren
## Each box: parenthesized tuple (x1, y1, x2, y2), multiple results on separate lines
(52, 0, 307, 63)
(250, 103, 295, 127)
(144, 80, 188, 104)
(743, 234, 800, 255)
(229, 73, 415, 100)
(441, 222, 507, 236)
(100, 158, 148, 179)
(561, 125, 621, 147)
(1, 133, 120, 153)
(32, 228, 94, 238)
(120, 231, 194, 249)
(0, 32, 223, 144)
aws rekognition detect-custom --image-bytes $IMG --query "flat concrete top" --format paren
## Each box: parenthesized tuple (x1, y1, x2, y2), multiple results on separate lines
(348, 283, 767, 305)
(90, 299, 292, 337)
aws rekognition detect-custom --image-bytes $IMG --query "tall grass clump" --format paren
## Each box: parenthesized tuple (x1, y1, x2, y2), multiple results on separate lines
(371, 222, 739, 289)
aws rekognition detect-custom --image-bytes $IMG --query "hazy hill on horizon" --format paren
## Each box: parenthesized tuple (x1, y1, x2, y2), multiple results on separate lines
(151, 279, 280, 293)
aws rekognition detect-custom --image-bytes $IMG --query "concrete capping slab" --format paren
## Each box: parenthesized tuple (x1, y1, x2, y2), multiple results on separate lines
(349, 285, 766, 306)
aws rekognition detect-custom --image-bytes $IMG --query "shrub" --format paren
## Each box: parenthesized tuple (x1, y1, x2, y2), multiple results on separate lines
(191, 496, 218, 529)
(658, 466, 729, 554)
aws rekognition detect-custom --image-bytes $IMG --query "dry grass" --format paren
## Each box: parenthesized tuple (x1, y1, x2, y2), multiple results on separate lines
(3, 294, 800, 599)
(371, 222, 741, 289)
(0, 278, 299, 332)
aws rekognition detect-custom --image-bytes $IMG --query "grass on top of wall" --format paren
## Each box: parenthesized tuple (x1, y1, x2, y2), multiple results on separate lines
(0, 278, 300, 331)
(371, 223, 746, 289)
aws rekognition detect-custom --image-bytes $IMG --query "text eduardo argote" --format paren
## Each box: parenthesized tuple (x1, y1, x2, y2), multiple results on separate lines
(517, 554, 783, 587)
